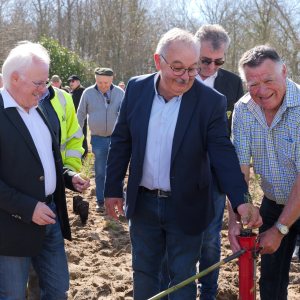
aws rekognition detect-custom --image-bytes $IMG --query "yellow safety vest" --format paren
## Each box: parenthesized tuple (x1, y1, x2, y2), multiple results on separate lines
(51, 87, 84, 172)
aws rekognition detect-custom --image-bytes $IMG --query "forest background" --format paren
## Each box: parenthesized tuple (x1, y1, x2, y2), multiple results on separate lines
(0, 0, 299, 87)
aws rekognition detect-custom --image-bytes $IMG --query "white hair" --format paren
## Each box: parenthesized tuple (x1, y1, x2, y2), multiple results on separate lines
(155, 28, 200, 57)
(2, 41, 50, 89)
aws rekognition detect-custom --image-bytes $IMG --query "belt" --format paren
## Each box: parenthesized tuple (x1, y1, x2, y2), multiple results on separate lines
(43, 194, 53, 205)
(139, 186, 172, 197)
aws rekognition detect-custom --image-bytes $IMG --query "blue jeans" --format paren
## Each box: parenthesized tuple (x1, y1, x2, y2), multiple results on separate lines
(198, 171, 226, 300)
(129, 189, 203, 300)
(0, 201, 69, 300)
(90, 135, 111, 203)
(259, 196, 300, 300)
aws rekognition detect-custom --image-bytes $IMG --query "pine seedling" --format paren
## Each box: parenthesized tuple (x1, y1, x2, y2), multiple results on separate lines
(80, 153, 95, 181)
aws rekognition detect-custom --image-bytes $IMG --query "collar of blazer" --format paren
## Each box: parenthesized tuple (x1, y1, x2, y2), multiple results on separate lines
(139, 73, 198, 167)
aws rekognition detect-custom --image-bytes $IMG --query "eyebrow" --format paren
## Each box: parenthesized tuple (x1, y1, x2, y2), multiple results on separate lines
(172, 60, 198, 67)
(247, 75, 275, 86)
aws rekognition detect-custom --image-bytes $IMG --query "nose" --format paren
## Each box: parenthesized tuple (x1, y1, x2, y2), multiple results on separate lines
(258, 84, 268, 95)
(40, 84, 48, 93)
(181, 70, 190, 81)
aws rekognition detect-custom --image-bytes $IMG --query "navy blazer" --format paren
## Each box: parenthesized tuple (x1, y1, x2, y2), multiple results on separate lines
(104, 73, 248, 236)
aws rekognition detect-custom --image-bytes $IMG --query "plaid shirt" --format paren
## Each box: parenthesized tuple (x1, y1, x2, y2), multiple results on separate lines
(232, 79, 300, 204)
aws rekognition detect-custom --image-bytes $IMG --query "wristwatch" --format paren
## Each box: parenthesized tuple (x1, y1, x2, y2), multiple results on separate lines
(275, 222, 289, 235)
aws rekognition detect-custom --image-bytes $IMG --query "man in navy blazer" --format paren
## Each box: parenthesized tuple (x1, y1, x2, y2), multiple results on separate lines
(104, 28, 262, 300)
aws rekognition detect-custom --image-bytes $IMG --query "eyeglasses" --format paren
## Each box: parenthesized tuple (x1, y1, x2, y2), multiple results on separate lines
(22, 74, 47, 90)
(104, 93, 110, 104)
(200, 58, 225, 66)
(161, 55, 200, 77)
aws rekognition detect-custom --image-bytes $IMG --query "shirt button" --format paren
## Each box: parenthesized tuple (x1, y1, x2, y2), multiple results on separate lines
(39, 176, 44, 181)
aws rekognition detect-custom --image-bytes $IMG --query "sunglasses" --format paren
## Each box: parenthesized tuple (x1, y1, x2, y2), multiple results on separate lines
(104, 93, 110, 104)
(200, 58, 225, 66)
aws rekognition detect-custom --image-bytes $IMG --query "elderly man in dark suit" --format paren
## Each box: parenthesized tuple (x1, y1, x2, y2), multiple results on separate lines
(194, 24, 245, 300)
(104, 28, 262, 300)
(0, 42, 89, 299)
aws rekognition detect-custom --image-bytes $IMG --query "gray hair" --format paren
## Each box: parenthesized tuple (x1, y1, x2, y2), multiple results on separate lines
(155, 28, 200, 57)
(195, 24, 230, 51)
(238, 45, 283, 82)
(0, 73, 2, 81)
(2, 41, 50, 89)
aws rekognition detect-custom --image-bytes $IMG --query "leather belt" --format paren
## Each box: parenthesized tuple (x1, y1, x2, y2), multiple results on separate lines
(43, 194, 53, 205)
(139, 186, 172, 197)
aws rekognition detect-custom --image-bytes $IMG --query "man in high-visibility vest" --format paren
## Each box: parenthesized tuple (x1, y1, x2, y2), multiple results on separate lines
(27, 83, 84, 299)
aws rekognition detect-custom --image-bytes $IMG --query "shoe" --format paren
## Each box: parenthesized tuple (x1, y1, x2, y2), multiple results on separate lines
(292, 245, 299, 262)
(96, 202, 105, 212)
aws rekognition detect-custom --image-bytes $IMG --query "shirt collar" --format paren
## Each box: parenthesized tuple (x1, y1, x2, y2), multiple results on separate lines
(196, 71, 218, 82)
(1, 88, 32, 112)
(38, 88, 50, 104)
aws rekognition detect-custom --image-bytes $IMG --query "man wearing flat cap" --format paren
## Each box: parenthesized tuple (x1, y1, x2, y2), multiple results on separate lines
(77, 67, 125, 212)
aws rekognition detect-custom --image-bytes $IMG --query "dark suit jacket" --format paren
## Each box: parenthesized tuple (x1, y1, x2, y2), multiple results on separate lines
(0, 95, 76, 257)
(214, 68, 244, 137)
(104, 73, 248, 236)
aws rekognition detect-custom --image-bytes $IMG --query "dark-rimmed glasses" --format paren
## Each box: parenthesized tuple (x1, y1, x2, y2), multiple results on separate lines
(200, 58, 225, 66)
(104, 93, 110, 104)
(161, 55, 200, 77)
(22, 74, 47, 90)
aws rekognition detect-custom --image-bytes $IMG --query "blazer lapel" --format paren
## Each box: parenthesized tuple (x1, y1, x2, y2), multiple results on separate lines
(3, 106, 42, 164)
(140, 77, 155, 164)
(171, 85, 197, 165)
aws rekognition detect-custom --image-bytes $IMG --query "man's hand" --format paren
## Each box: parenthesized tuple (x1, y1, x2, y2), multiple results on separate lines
(237, 203, 263, 228)
(228, 220, 243, 253)
(105, 197, 124, 220)
(32, 202, 56, 225)
(258, 226, 284, 254)
(72, 174, 90, 192)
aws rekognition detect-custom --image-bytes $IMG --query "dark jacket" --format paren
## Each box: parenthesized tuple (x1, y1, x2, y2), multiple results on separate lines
(104, 73, 248, 236)
(214, 68, 244, 137)
(72, 85, 85, 112)
(0, 95, 76, 257)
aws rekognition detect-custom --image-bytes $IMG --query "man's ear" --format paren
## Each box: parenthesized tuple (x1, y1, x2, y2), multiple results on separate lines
(154, 54, 161, 71)
(111, 76, 114, 84)
(282, 64, 287, 79)
(11, 72, 21, 86)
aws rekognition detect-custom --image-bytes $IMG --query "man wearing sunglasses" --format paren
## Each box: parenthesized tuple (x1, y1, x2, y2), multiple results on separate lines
(77, 68, 125, 212)
(193, 24, 244, 300)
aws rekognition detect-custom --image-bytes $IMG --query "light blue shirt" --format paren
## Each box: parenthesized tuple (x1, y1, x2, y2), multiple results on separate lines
(140, 73, 183, 191)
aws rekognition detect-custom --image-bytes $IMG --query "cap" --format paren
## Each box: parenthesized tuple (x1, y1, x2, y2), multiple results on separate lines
(67, 75, 81, 81)
(51, 75, 61, 82)
(94, 68, 114, 76)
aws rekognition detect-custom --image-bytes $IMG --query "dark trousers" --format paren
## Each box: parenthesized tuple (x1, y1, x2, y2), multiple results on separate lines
(259, 196, 300, 300)
(82, 119, 88, 157)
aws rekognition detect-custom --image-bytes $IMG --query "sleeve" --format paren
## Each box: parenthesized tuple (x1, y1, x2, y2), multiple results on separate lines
(0, 180, 38, 224)
(104, 81, 132, 198)
(207, 95, 249, 210)
(231, 106, 251, 166)
(76, 90, 88, 128)
(64, 94, 84, 172)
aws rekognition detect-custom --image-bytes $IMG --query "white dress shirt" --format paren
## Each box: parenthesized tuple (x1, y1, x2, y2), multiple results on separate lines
(140, 73, 183, 191)
(2, 88, 56, 196)
(196, 71, 218, 89)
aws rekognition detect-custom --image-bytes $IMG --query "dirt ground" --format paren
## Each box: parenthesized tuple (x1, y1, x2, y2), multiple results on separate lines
(64, 165, 300, 300)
